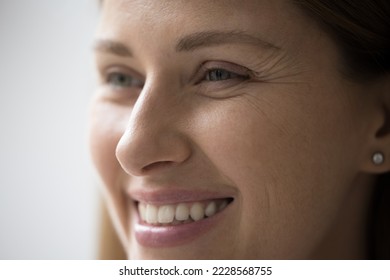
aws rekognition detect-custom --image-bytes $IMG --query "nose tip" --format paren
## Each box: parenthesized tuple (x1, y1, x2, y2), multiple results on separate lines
(115, 77, 192, 177)
(115, 123, 192, 177)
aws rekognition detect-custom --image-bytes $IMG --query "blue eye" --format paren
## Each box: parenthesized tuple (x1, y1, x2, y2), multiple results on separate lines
(205, 69, 241, 81)
(106, 72, 143, 88)
(195, 62, 253, 98)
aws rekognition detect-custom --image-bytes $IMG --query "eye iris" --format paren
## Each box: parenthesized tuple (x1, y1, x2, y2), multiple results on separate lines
(109, 73, 133, 87)
(208, 69, 231, 81)
(107, 73, 141, 88)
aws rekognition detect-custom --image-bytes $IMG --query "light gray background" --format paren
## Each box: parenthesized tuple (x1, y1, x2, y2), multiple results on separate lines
(0, 1, 101, 259)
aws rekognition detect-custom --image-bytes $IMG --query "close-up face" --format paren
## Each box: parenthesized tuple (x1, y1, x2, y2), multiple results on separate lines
(89, 0, 383, 259)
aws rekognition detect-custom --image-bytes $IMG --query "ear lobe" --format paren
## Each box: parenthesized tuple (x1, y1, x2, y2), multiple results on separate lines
(361, 151, 390, 174)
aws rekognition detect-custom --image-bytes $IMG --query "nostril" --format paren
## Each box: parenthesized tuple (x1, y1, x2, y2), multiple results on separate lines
(142, 161, 175, 173)
(115, 122, 193, 176)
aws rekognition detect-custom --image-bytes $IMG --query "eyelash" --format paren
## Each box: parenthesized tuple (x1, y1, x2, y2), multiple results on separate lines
(202, 68, 250, 83)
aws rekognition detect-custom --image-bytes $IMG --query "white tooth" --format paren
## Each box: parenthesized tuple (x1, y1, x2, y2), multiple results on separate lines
(190, 202, 205, 221)
(138, 203, 146, 221)
(219, 200, 228, 211)
(146, 204, 158, 224)
(205, 201, 217, 217)
(158, 205, 175, 224)
(175, 203, 189, 221)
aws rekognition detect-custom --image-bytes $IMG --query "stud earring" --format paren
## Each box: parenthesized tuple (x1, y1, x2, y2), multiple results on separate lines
(372, 152, 385, 165)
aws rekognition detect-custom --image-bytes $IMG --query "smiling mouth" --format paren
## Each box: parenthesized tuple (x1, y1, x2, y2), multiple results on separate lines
(137, 198, 234, 226)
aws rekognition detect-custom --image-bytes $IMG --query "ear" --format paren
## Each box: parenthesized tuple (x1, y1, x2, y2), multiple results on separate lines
(360, 76, 390, 174)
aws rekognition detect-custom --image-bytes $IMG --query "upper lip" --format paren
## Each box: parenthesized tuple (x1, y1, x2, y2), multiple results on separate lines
(127, 187, 236, 205)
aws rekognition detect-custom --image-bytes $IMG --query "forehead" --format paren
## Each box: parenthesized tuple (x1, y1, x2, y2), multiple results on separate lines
(98, 0, 308, 44)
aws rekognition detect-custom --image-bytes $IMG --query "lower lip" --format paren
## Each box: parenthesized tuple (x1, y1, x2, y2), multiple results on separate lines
(134, 204, 230, 247)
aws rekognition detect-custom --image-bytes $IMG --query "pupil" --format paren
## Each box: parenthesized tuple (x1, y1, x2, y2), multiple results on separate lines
(116, 74, 129, 85)
(211, 69, 229, 81)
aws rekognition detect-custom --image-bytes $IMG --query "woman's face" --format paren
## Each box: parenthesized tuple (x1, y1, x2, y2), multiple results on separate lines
(90, 0, 376, 259)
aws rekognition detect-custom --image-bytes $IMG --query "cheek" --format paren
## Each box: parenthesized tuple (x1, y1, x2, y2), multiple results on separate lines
(89, 99, 135, 247)
(201, 87, 360, 190)
(88, 99, 130, 189)
(193, 87, 362, 257)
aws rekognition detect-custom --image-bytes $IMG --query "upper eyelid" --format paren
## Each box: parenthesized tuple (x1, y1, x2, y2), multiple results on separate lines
(97, 62, 145, 81)
(95, 56, 145, 80)
(200, 61, 251, 76)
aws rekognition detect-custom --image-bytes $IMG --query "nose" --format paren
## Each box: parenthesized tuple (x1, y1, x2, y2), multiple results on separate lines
(116, 82, 192, 176)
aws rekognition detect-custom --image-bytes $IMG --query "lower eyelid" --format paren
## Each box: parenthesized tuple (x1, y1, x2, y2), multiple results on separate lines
(200, 77, 250, 93)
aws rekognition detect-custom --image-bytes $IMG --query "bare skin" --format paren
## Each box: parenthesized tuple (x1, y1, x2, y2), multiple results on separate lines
(90, 0, 390, 259)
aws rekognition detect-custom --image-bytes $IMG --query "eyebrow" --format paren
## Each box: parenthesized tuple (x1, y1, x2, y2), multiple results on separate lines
(93, 39, 132, 57)
(93, 30, 279, 56)
(175, 31, 280, 52)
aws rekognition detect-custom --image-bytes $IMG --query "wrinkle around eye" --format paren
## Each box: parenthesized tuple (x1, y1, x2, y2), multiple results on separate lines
(196, 78, 254, 99)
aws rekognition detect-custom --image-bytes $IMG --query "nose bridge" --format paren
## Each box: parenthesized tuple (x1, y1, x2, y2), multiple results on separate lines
(116, 77, 190, 176)
(129, 76, 180, 140)
(130, 85, 167, 136)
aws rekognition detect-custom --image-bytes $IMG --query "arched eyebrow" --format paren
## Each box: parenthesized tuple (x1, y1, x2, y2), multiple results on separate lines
(93, 30, 280, 56)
